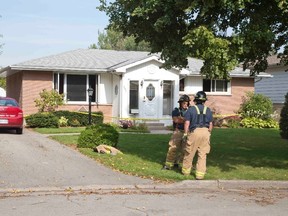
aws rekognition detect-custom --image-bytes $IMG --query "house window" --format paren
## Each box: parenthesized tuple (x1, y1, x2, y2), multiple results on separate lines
(53, 73, 64, 94)
(129, 81, 139, 113)
(53, 73, 98, 103)
(179, 78, 185, 91)
(163, 81, 173, 115)
(146, 83, 155, 101)
(203, 79, 229, 92)
(67, 75, 87, 101)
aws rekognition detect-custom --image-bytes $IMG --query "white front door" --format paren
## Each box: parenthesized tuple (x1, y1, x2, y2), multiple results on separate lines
(140, 80, 161, 119)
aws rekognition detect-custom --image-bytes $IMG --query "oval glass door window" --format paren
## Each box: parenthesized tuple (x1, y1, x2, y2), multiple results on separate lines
(146, 83, 155, 101)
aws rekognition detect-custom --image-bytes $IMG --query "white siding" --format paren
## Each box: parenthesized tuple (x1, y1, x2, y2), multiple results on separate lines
(112, 75, 120, 119)
(255, 67, 288, 104)
(183, 76, 203, 94)
(98, 73, 113, 104)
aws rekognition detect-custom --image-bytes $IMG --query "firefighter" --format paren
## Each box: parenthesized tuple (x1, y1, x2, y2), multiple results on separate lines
(162, 94, 190, 170)
(181, 91, 213, 179)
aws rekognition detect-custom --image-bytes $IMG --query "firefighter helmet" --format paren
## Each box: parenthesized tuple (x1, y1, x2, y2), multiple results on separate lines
(194, 91, 207, 102)
(178, 94, 191, 103)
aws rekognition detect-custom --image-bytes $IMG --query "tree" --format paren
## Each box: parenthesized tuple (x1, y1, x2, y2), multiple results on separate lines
(90, 28, 151, 51)
(0, 78, 5, 89)
(98, 0, 288, 79)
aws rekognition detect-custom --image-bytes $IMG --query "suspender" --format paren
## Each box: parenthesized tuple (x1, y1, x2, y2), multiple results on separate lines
(194, 105, 207, 128)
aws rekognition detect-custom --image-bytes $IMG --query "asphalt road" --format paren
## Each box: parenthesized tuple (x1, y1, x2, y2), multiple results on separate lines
(0, 128, 287, 216)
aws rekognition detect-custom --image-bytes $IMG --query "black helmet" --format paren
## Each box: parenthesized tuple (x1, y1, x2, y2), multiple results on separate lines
(178, 94, 191, 103)
(194, 91, 207, 102)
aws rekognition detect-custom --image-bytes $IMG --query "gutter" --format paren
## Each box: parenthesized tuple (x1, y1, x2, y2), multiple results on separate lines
(9, 65, 110, 73)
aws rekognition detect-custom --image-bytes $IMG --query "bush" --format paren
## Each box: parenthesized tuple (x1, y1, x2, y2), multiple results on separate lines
(53, 110, 103, 126)
(279, 92, 288, 139)
(77, 123, 119, 148)
(26, 113, 59, 128)
(34, 89, 64, 112)
(238, 92, 273, 120)
(58, 116, 68, 127)
(240, 117, 279, 129)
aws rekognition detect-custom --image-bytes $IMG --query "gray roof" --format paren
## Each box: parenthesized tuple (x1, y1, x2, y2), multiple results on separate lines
(7, 49, 154, 72)
(0, 49, 271, 78)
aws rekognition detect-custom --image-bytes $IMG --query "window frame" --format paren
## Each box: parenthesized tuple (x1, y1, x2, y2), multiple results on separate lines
(53, 73, 98, 104)
(129, 80, 139, 114)
(203, 79, 231, 95)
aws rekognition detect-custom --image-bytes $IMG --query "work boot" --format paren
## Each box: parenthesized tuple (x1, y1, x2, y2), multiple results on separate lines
(161, 165, 171, 170)
(196, 176, 204, 180)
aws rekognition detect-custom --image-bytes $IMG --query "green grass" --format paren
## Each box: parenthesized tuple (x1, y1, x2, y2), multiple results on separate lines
(33, 127, 86, 134)
(49, 128, 288, 182)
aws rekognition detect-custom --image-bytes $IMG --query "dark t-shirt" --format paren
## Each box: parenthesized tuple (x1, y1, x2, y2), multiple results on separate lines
(172, 107, 187, 130)
(184, 104, 213, 131)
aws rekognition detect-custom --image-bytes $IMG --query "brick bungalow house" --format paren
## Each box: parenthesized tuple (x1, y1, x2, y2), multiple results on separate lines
(0, 49, 271, 125)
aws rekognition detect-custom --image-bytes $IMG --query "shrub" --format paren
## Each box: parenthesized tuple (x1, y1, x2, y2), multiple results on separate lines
(77, 123, 119, 148)
(279, 92, 288, 139)
(53, 110, 103, 126)
(226, 118, 241, 128)
(34, 89, 64, 112)
(58, 116, 68, 127)
(240, 117, 279, 129)
(238, 92, 273, 120)
(26, 112, 59, 128)
(119, 119, 133, 129)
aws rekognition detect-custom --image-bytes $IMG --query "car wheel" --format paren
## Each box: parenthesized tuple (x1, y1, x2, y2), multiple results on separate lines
(16, 128, 23, 134)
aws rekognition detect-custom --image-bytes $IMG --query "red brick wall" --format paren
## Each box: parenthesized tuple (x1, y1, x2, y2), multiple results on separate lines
(22, 71, 53, 114)
(6, 72, 23, 106)
(202, 78, 254, 115)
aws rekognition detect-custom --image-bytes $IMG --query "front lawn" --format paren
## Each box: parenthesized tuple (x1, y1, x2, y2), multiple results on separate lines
(49, 128, 288, 182)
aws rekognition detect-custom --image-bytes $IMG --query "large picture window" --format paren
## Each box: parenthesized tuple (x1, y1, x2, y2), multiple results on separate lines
(53, 73, 98, 103)
(203, 79, 229, 93)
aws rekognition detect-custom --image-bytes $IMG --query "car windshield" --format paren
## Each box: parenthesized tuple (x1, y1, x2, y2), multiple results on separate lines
(0, 99, 18, 107)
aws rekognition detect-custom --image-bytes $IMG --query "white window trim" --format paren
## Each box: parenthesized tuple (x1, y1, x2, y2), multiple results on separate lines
(205, 79, 231, 95)
(53, 72, 97, 104)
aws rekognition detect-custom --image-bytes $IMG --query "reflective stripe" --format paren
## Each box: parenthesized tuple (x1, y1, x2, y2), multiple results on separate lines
(194, 106, 207, 115)
(194, 105, 207, 128)
(165, 162, 174, 169)
(182, 168, 191, 175)
(196, 171, 205, 177)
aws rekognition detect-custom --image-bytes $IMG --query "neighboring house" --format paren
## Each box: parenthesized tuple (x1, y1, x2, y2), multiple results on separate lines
(255, 55, 288, 113)
(0, 87, 6, 97)
(0, 49, 270, 125)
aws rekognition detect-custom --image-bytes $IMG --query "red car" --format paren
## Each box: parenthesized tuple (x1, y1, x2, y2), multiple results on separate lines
(0, 97, 23, 134)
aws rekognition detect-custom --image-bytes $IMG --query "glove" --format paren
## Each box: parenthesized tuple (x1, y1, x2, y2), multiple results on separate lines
(182, 133, 188, 142)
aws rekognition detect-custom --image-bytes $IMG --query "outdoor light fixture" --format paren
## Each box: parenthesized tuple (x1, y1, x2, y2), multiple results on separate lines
(87, 87, 94, 125)
(160, 80, 163, 87)
(140, 80, 143, 87)
(87, 87, 94, 97)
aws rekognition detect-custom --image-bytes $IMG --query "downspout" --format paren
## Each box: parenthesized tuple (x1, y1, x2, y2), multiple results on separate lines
(96, 74, 99, 108)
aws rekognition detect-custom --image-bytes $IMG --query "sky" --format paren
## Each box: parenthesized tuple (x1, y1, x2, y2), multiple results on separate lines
(0, 0, 109, 67)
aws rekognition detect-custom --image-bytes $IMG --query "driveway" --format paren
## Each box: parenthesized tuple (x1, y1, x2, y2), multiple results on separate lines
(0, 128, 153, 189)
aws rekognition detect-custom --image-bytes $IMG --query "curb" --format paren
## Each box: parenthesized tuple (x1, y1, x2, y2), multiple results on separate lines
(1, 180, 287, 198)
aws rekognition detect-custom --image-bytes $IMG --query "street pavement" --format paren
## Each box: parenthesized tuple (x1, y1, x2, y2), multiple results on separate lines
(0, 128, 287, 216)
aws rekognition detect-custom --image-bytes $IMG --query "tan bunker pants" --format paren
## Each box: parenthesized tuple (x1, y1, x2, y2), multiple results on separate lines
(182, 128, 211, 179)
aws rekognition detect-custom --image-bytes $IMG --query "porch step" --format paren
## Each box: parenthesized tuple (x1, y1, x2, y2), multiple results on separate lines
(145, 123, 167, 131)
